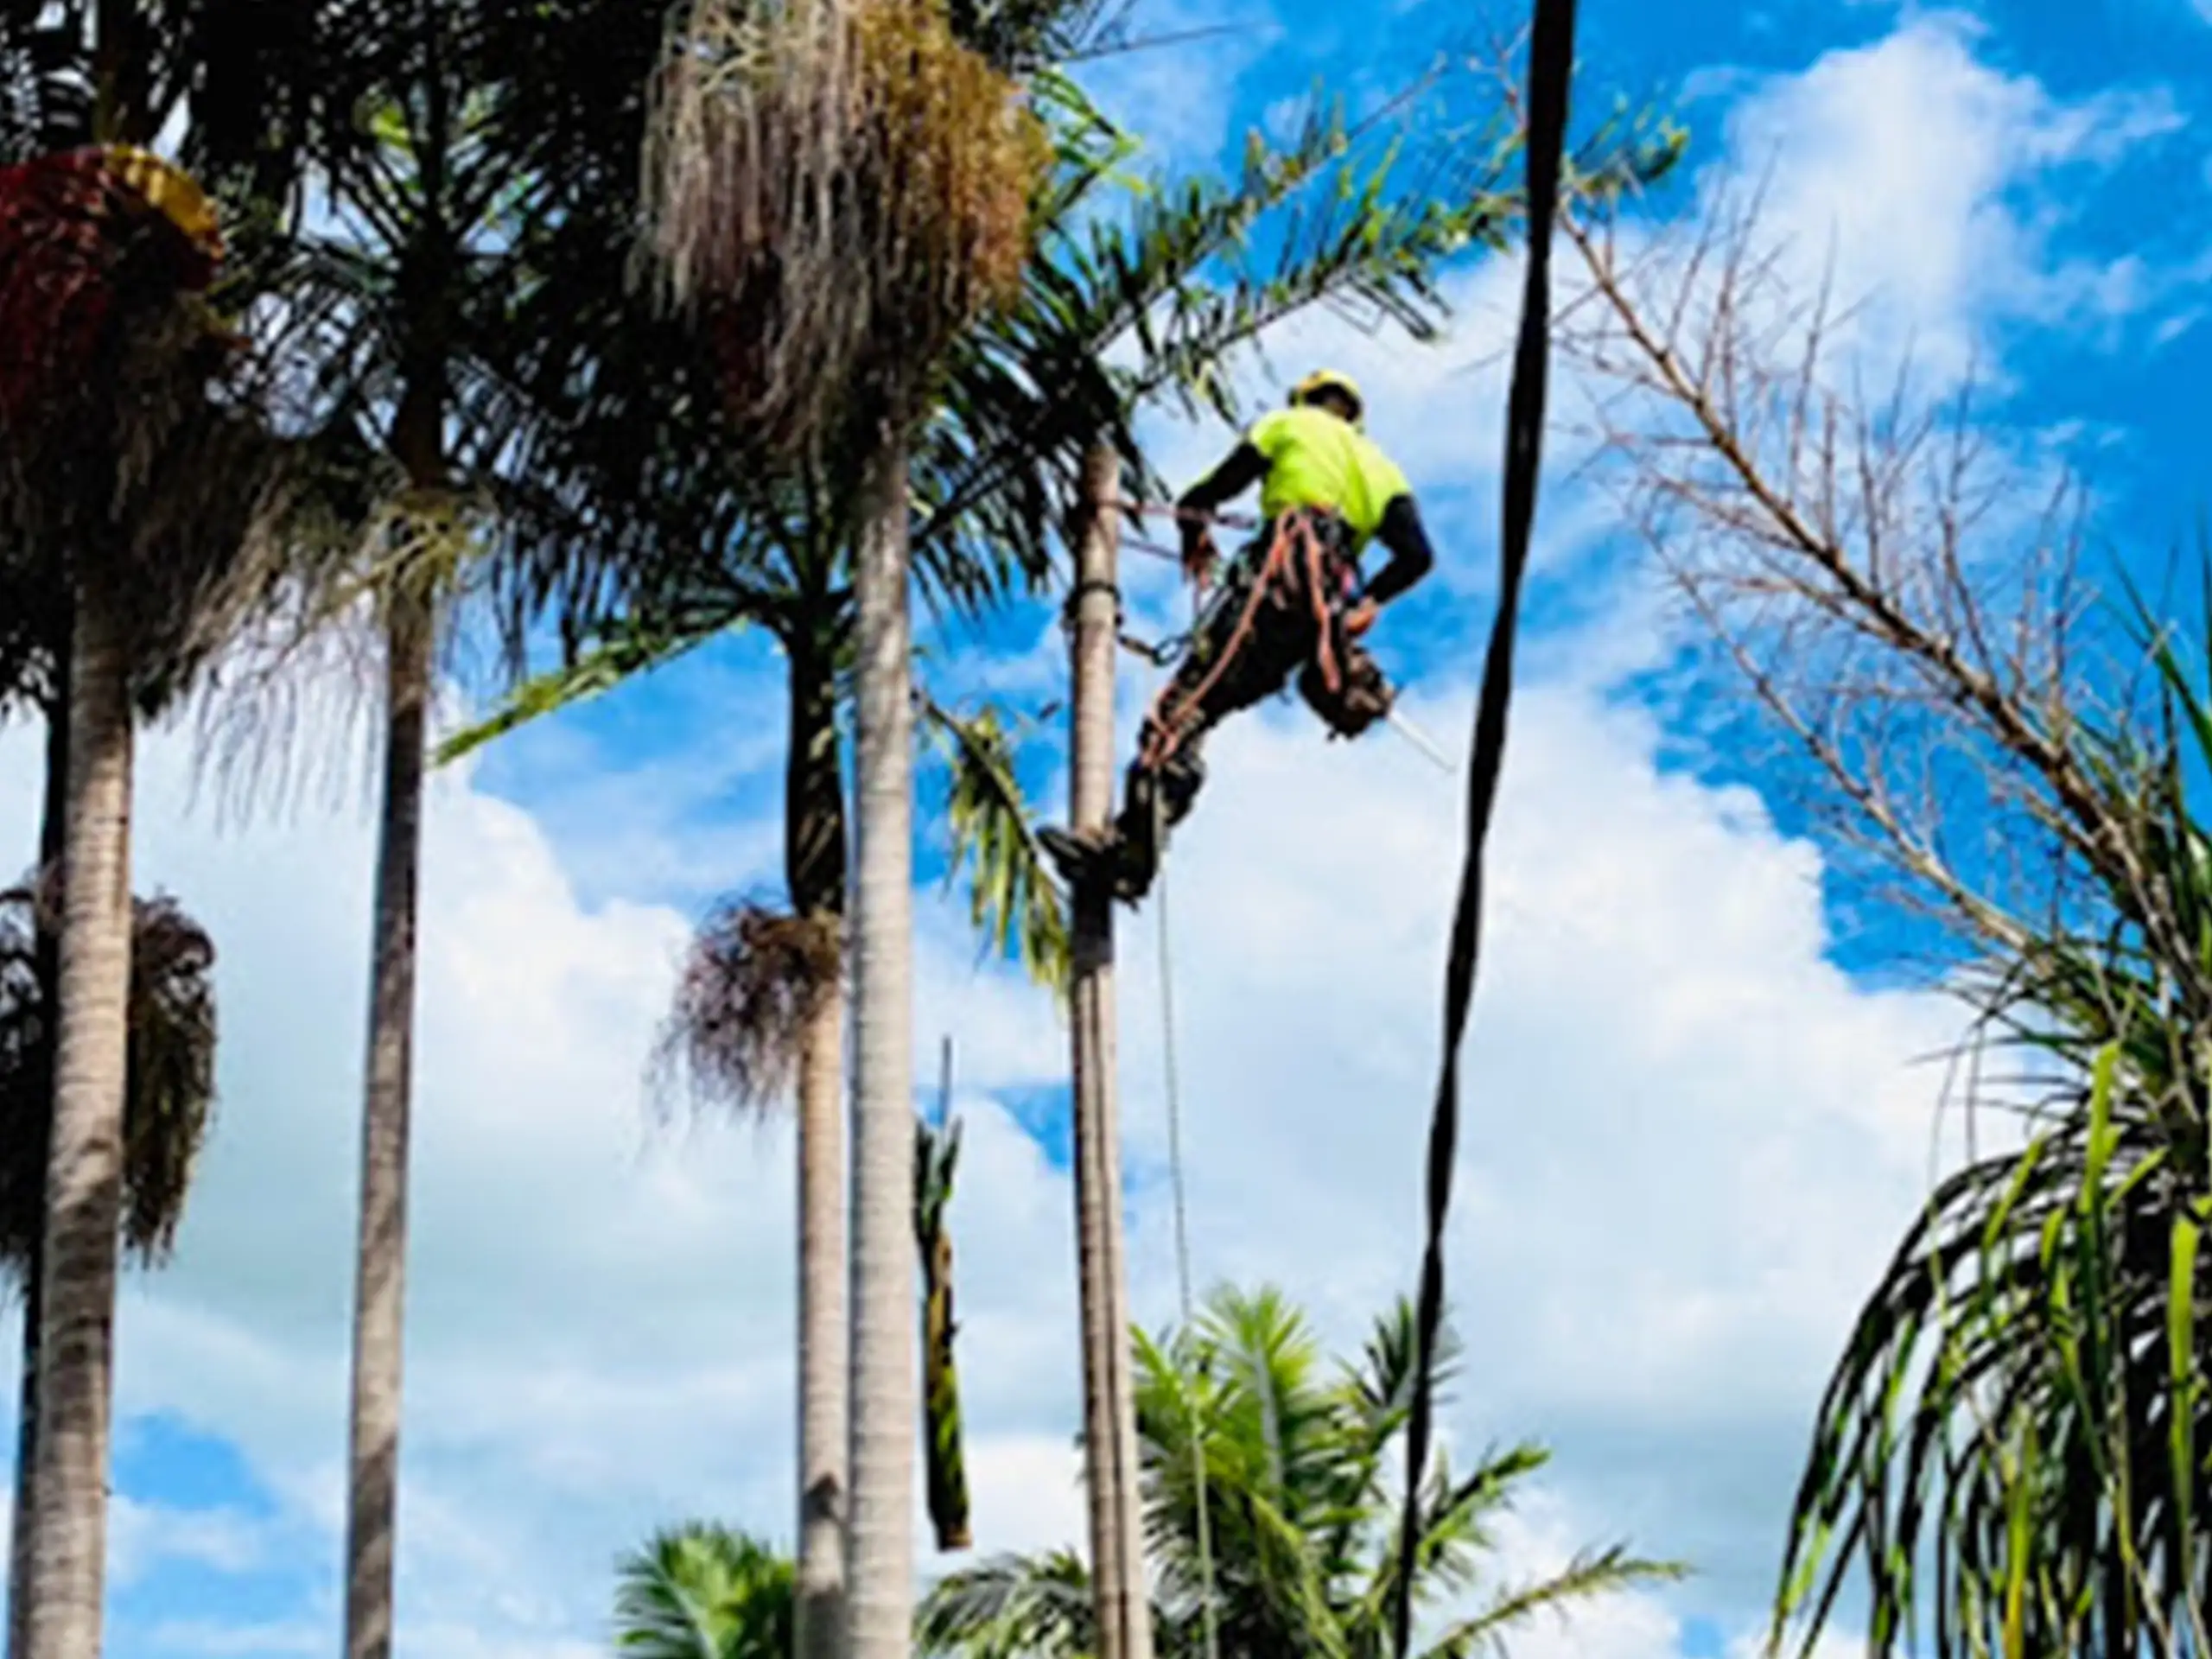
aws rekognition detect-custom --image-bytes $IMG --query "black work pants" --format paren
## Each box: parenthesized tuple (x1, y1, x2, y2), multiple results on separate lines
(1117, 510, 1358, 851)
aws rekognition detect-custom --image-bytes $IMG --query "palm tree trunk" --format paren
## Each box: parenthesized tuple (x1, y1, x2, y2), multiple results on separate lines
(844, 431, 916, 1659)
(343, 380, 441, 1659)
(8, 674, 68, 1659)
(1066, 458, 1150, 1659)
(787, 636, 849, 1659)
(22, 577, 135, 1659)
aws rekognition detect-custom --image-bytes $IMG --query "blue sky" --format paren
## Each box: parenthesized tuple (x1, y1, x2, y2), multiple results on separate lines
(3, 2, 2210, 1656)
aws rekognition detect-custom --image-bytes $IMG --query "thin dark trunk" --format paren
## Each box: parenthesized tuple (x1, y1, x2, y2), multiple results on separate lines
(786, 631, 848, 922)
(342, 373, 441, 1659)
(788, 632, 849, 1659)
(7, 663, 67, 1659)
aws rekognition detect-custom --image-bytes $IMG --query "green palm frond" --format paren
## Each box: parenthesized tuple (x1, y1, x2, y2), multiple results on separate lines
(918, 691, 1070, 997)
(432, 585, 769, 766)
(613, 1523, 795, 1659)
(923, 1281, 1677, 1659)
(917, 1548, 1097, 1659)
(1417, 1546, 1690, 1659)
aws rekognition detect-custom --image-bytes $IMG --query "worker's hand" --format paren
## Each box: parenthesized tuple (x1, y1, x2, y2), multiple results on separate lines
(1342, 599, 1380, 638)
(1182, 531, 1219, 591)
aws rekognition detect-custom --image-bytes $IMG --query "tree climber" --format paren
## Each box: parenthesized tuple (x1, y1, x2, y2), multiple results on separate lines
(1042, 368, 1437, 903)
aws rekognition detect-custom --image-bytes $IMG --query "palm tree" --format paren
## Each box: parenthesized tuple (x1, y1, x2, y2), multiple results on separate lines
(0, 136, 299, 1659)
(1764, 604, 2212, 1659)
(0, 9, 363, 1651)
(616, 1523, 798, 1659)
(642, 13, 1048, 1658)
(211, 8, 738, 1650)
(0, 880, 218, 1658)
(919, 1285, 1684, 1659)
(1554, 190, 2212, 1655)
(460, 60, 1658, 1659)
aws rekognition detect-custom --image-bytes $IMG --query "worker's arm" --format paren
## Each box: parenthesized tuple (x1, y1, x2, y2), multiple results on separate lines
(1177, 441, 1267, 524)
(1357, 493, 1435, 608)
(1174, 441, 1267, 578)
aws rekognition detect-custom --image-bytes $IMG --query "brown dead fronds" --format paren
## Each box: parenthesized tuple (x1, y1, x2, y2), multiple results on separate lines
(649, 899, 844, 1121)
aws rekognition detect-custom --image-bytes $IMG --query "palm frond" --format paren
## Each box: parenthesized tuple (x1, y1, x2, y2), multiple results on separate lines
(1418, 1546, 1690, 1659)
(918, 692, 1069, 996)
(925, 1281, 1669, 1659)
(433, 594, 762, 767)
(917, 1109, 973, 1551)
(917, 1549, 1097, 1659)
(613, 1522, 794, 1659)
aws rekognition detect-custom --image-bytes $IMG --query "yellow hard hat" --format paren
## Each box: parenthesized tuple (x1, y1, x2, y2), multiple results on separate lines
(99, 145, 224, 269)
(1289, 368, 1363, 424)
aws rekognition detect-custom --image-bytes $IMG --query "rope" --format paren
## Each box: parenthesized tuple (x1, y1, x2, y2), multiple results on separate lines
(1115, 499, 1258, 531)
(1389, 0, 1576, 1652)
(1138, 509, 1340, 775)
(1156, 859, 1221, 1659)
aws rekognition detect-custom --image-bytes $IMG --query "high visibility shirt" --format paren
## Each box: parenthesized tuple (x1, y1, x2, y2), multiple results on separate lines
(1243, 405, 1412, 549)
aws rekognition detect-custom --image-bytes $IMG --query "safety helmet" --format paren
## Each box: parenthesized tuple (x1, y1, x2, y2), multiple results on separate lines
(1289, 368, 1363, 425)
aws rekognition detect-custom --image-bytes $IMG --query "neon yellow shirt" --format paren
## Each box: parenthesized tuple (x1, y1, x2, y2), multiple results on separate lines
(1245, 405, 1412, 548)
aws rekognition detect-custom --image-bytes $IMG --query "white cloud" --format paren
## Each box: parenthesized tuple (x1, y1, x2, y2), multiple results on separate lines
(110, 1497, 271, 1587)
(1704, 14, 2177, 370)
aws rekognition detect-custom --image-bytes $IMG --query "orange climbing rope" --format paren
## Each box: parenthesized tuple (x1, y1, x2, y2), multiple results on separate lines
(1132, 506, 1348, 774)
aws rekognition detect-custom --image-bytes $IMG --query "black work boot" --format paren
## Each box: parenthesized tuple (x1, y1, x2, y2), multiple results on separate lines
(1039, 822, 1155, 906)
(1039, 823, 1115, 887)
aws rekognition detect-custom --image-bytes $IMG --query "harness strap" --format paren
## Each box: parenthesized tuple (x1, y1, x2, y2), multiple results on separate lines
(1136, 507, 1347, 772)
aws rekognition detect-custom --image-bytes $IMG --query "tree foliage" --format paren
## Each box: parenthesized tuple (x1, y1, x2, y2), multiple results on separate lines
(918, 1286, 1684, 1659)
(615, 1523, 797, 1659)
(1560, 178, 2212, 1658)
(0, 880, 218, 1271)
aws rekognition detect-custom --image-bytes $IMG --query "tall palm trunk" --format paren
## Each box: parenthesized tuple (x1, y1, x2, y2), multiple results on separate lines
(8, 661, 68, 1659)
(844, 431, 916, 1659)
(22, 577, 134, 1659)
(342, 379, 441, 1659)
(7, 654, 67, 1659)
(787, 633, 849, 1659)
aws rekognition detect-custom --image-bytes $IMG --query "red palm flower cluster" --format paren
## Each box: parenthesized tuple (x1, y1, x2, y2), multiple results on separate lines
(0, 145, 223, 426)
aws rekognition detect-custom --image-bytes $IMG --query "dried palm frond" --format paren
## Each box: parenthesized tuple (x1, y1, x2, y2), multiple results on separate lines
(641, 0, 1049, 451)
(650, 899, 843, 1119)
(915, 1103, 970, 1550)
(0, 876, 217, 1274)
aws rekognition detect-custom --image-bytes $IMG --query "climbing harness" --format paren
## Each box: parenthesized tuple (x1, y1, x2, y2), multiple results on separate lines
(1113, 505, 1451, 780)
(1135, 506, 1367, 777)
(1389, 0, 1576, 1652)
